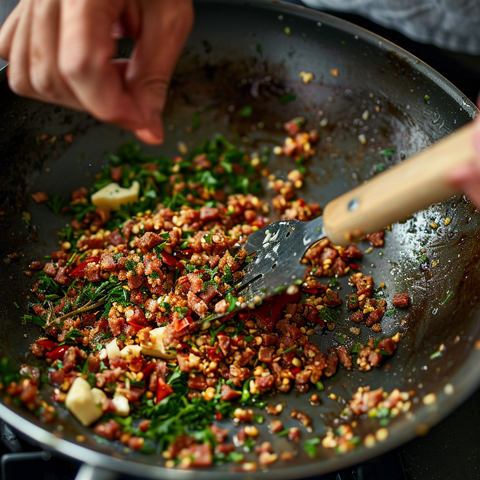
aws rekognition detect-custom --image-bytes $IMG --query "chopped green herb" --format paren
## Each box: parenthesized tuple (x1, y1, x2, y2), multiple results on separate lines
(319, 306, 340, 323)
(441, 291, 454, 305)
(280, 93, 296, 104)
(173, 306, 190, 319)
(380, 148, 396, 158)
(304, 438, 320, 458)
(429, 350, 442, 360)
(328, 278, 338, 288)
(315, 381, 324, 391)
(221, 265, 233, 283)
(238, 105, 253, 118)
(58, 329, 84, 346)
(191, 111, 202, 131)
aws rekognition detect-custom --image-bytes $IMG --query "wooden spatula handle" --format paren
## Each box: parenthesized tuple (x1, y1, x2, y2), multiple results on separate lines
(322, 122, 476, 246)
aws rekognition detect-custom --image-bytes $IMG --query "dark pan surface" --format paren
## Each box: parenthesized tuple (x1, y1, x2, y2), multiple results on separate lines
(0, 1, 479, 478)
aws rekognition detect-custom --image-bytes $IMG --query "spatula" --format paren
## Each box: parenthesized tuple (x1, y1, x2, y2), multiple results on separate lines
(233, 122, 477, 308)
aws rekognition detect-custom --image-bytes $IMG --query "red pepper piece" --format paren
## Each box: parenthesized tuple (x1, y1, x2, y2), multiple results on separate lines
(36, 339, 58, 351)
(45, 344, 69, 360)
(126, 321, 146, 331)
(206, 346, 224, 361)
(69, 256, 101, 278)
(161, 252, 184, 272)
(230, 335, 243, 347)
(179, 248, 194, 258)
(141, 362, 157, 377)
(302, 287, 318, 295)
(155, 377, 174, 404)
(251, 290, 302, 331)
(347, 262, 360, 270)
(215, 412, 223, 420)
(290, 367, 301, 375)
(172, 315, 194, 332)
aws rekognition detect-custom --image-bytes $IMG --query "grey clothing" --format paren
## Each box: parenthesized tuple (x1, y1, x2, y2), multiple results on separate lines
(302, 0, 480, 55)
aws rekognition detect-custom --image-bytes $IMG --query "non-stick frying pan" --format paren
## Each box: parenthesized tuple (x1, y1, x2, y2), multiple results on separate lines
(0, 1, 479, 478)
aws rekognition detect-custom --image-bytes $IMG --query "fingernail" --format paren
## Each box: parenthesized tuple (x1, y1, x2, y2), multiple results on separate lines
(134, 128, 163, 145)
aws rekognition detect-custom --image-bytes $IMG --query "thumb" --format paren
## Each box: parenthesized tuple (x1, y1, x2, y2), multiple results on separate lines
(127, 0, 193, 145)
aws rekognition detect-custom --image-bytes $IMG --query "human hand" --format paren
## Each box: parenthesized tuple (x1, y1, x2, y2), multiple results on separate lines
(0, 0, 193, 145)
(449, 116, 480, 207)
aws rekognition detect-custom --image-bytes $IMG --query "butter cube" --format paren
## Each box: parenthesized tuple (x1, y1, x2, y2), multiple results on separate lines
(65, 377, 103, 427)
(91, 181, 140, 211)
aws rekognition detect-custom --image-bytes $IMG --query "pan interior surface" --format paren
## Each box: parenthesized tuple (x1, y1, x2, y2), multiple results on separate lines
(0, 1, 478, 478)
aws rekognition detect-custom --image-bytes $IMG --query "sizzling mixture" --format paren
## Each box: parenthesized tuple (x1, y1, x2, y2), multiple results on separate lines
(1, 121, 410, 469)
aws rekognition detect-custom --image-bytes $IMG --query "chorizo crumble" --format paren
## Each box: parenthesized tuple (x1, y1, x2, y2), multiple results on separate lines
(1, 125, 411, 469)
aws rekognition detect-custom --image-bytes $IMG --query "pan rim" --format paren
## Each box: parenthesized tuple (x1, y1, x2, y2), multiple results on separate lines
(0, 0, 478, 478)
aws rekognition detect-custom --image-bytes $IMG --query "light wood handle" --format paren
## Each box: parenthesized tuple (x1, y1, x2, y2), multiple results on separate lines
(322, 122, 476, 245)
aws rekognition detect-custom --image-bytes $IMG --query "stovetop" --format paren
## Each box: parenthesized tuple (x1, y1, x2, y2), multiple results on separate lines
(1, 385, 479, 480)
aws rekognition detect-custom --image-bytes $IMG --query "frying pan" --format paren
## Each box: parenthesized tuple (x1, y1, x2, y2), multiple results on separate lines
(0, 1, 479, 478)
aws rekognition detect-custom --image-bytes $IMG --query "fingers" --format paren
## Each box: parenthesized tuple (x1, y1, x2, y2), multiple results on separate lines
(448, 117, 480, 206)
(5, 0, 36, 96)
(29, 0, 83, 110)
(0, 1, 23, 61)
(58, 0, 145, 130)
(128, 0, 194, 144)
(0, 0, 194, 144)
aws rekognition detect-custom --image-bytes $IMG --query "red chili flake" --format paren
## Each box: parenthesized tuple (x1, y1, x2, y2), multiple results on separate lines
(126, 321, 146, 331)
(156, 377, 174, 404)
(251, 290, 302, 331)
(302, 287, 318, 295)
(141, 363, 157, 377)
(69, 256, 101, 278)
(45, 345, 69, 360)
(172, 315, 194, 332)
(230, 335, 243, 347)
(161, 252, 184, 271)
(215, 412, 223, 421)
(206, 346, 224, 361)
(36, 339, 58, 351)
(347, 262, 361, 270)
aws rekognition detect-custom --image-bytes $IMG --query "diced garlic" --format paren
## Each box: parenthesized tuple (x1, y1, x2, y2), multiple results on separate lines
(91, 388, 107, 406)
(106, 339, 121, 360)
(65, 377, 103, 427)
(112, 393, 130, 416)
(145, 327, 167, 353)
(120, 345, 142, 361)
(91, 181, 140, 211)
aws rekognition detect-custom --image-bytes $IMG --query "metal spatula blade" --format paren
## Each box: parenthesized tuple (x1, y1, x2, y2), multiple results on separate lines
(236, 215, 325, 307)
(212, 122, 474, 319)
